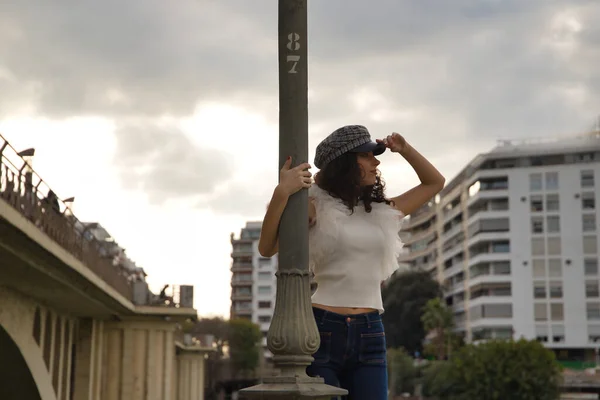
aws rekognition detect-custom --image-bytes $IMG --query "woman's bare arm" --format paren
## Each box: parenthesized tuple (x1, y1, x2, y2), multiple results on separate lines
(378, 134, 445, 216)
(258, 158, 312, 257)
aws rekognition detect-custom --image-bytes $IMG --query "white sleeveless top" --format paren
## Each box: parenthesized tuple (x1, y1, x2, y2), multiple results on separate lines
(308, 185, 406, 314)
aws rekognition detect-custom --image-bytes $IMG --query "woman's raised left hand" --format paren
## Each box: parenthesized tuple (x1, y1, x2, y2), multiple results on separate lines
(377, 132, 409, 155)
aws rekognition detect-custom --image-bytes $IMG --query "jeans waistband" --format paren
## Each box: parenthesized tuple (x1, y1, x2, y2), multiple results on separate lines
(312, 306, 381, 325)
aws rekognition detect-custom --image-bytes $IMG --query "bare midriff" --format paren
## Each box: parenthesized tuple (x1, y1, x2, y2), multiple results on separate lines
(312, 303, 377, 315)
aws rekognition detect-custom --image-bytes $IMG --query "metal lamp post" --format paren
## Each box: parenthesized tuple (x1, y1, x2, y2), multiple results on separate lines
(239, 1, 347, 399)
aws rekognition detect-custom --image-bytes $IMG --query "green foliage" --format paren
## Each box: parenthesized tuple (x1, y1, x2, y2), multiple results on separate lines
(423, 334, 464, 360)
(421, 361, 455, 398)
(388, 348, 419, 395)
(423, 339, 563, 400)
(421, 297, 456, 360)
(228, 318, 262, 375)
(382, 269, 442, 353)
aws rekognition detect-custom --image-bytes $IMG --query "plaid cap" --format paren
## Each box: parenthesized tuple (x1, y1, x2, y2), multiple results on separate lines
(314, 125, 385, 169)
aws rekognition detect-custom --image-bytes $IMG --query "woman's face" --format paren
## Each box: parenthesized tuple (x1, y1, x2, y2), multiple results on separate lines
(356, 152, 381, 186)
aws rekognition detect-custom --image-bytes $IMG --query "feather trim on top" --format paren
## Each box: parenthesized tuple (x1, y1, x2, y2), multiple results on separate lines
(308, 185, 406, 281)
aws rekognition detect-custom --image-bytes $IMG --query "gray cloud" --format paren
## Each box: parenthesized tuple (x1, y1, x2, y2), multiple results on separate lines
(0, 0, 278, 118)
(2, 0, 600, 213)
(113, 124, 233, 204)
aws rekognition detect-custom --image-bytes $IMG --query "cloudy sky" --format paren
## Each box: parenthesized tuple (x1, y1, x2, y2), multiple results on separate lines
(1, 0, 599, 317)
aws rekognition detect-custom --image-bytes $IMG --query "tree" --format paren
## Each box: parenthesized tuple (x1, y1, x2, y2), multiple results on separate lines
(228, 318, 262, 377)
(190, 317, 230, 357)
(423, 339, 563, 400)
(421, 297, 455, 360)
(382, 269, 442, 354)
(387, 347, 419, 397)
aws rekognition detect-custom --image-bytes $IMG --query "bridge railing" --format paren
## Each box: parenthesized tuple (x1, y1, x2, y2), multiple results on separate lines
(0, 134, 134, 301)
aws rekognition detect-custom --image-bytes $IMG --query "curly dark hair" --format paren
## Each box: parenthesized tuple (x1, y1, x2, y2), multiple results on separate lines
(314, 152, 393, 213)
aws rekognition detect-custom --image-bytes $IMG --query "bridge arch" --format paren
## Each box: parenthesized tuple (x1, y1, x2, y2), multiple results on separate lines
(0, 288, 57, 400)
(0, 323, 42, 400)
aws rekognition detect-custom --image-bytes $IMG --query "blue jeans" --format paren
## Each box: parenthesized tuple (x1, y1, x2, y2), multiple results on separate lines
(306, 307, 388, 400)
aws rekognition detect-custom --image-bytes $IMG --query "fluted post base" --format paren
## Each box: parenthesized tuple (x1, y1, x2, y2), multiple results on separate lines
(239, 270, 347, 399)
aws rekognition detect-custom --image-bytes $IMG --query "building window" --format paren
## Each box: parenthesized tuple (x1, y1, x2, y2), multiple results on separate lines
(258, 301, 272, 309)
(547, 237, 561, 255)
(585, 259, 599, 276)
(492, 241, 510, 253)
(548, 259, 562, 277)
(258, 315, 271, 323)
(259, 272, 272, 280)
(259, 258, 272, 268)
(547, 216, 560, 233)
(534, 282, 546, 299)
(492, 261, 511, 275)
(531, 217, 544, 233)
(550, 303, 564, 321)
(586, 281, 600, 298)
(534, 303, 548, 321)
(584, 236, 598, 254)
(258, 286, 272, 295)
(530, 195, 543, 212)
(532, 238, 545, 256)
(587, 303, 600, 320)
(545, 172, 559, 190)
(532, 259, 545, 278)
(549, 282, 563, 298)
(583, 214, 597, 232)
(552, 325, 565, 343)
(546, 194, 560, 211)
(530, 173, 543, 191)
(581, 170, 595, 188)
(583, 192, 596, 210)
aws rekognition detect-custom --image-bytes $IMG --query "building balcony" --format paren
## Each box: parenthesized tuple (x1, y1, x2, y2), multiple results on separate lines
(445, 280, 466, 297)
(467, 209, 510, 225)
(231, 292, 253, 301)
(403, 207, 436, 230)
(468, 295, 512, 308)
(442, 222, 463, 241)
(443, 261, 465, 280)
(231, 249, 254, 257)
(467, 188, 510, 207)
(232, 308, 252, 317)
(398, 245, 435, 263)
(467, 231, 511, 248)
(468, 252, 510, 268)
(452, 301, 467, 313)
(231, 263, 253, 273)
(403, 224, 437, 245)
(442, 205, 463, 225)
(442, 241, 464, 263)
(231, 236, 254, 245)
(231, 279, 253, 286)
(468, 274, 512, 288)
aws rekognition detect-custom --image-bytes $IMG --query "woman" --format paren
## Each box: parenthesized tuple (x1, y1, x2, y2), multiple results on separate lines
(258, 125, 445, 399)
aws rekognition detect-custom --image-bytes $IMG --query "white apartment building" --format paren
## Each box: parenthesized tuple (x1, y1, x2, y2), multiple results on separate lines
(230, 221, 278, 359)
(400, 131, 599, 360)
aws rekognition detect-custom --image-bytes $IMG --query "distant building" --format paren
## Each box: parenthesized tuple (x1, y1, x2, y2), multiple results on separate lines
(230, 221, 277, 360)
(399, 131, 599, 360)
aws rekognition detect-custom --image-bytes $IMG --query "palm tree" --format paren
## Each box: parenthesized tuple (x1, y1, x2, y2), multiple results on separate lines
(421, 298, 454, 360)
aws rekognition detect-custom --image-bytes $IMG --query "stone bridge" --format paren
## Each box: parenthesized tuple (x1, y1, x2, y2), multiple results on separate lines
(0, 134, 212, 400)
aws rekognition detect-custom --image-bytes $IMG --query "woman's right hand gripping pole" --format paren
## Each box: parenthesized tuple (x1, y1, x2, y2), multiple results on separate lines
(258, 157, 313, 257)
